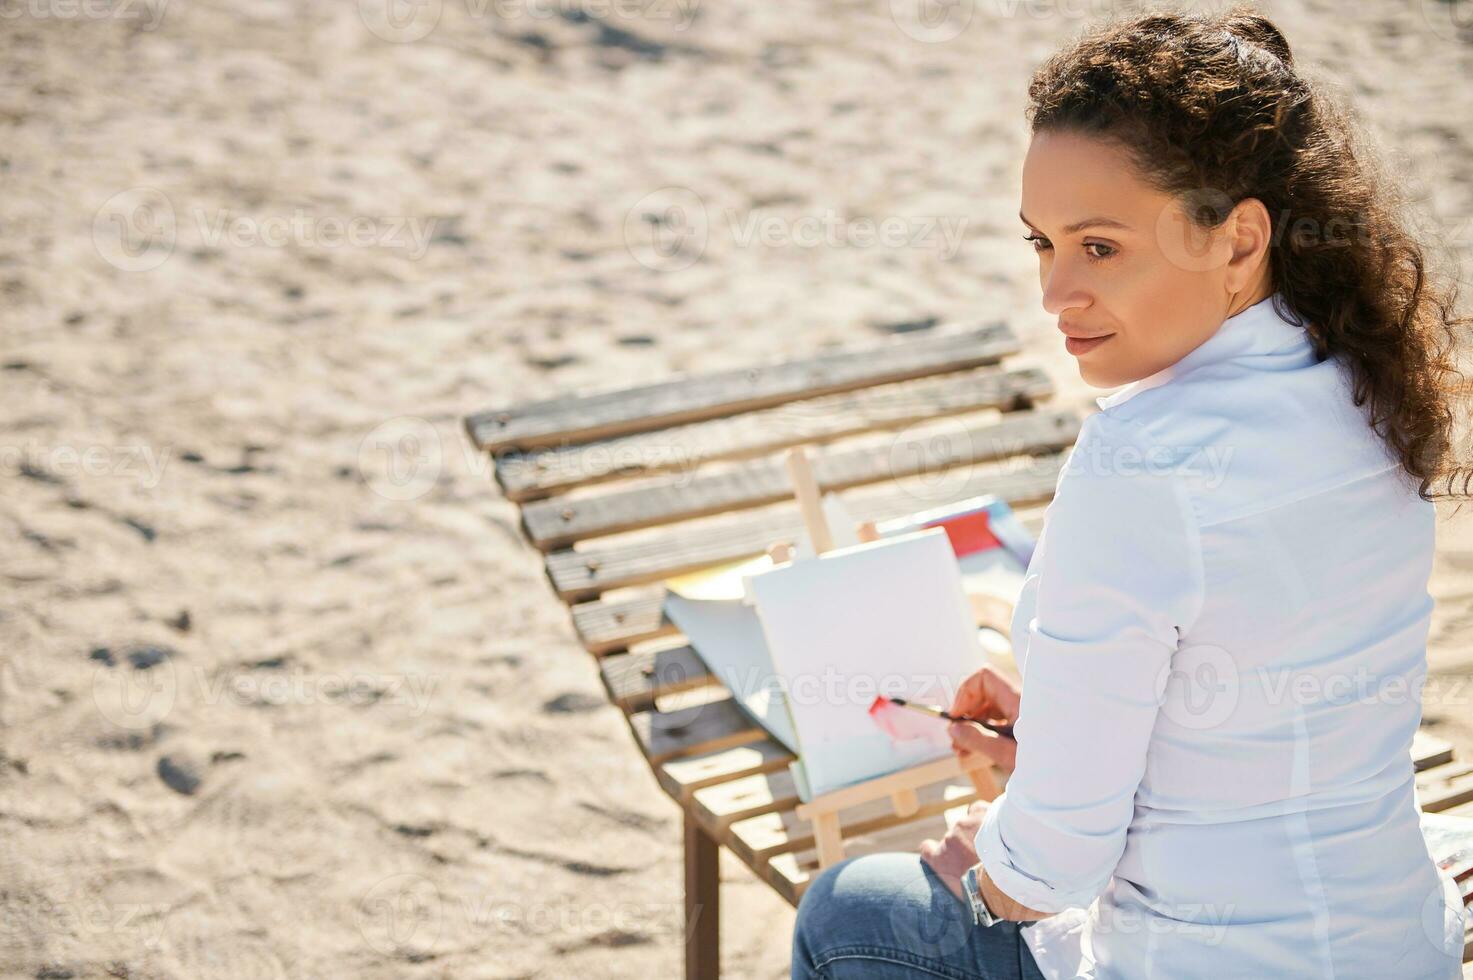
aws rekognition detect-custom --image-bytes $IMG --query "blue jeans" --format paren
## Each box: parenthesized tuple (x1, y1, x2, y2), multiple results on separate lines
(792, 852, 1050, 979)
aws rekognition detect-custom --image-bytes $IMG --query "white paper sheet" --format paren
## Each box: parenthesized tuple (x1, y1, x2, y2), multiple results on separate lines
(662, 592, 800, 752)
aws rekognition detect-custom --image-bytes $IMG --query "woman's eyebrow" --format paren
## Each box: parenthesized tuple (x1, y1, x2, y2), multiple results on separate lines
(1019, 211, 1132, 234)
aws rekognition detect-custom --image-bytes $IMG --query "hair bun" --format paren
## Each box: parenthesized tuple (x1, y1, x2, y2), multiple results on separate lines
(1223, 12, 1295, 66)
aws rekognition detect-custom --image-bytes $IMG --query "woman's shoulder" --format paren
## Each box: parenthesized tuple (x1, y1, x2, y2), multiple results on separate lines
(1080, 357, 1412, 529)
(1091, 348, 1366, 451)
(1060, 406, 1210, 493)
(1052, 409, 1202, 531)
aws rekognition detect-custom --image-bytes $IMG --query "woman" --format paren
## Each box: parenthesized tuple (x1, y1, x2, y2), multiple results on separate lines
(792, 6, 1471, 978)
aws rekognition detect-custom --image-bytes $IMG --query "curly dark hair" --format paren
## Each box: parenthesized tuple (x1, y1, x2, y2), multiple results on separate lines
(1026, 3, 1471, 503)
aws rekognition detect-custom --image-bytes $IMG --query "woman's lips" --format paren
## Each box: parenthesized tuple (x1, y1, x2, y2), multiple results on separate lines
(1064, 333, 1114, 356)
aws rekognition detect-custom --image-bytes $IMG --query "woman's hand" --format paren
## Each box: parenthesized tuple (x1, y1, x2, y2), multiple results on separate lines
(920, 799, 1053, 922)
(947, 664, 1021, 772)
(919, 799, 988, 899)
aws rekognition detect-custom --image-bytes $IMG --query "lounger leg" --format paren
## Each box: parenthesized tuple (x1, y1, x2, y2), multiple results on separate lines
(684, 812, 720, 980)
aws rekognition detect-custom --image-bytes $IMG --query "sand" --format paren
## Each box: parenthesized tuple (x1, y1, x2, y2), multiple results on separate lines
(1, 0, 1470, 977)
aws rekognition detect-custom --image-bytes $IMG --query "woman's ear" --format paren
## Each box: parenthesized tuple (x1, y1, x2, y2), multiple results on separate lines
(1224, 196, 1273, 292)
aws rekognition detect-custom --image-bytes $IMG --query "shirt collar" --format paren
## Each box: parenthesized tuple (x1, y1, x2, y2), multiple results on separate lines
(1095, 292, 1310, 411)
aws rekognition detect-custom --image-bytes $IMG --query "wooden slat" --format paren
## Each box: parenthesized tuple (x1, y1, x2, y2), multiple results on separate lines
(522, 409, 1080, 550)
(656, 739, 796, 804)
(466, 321, 1018, 452)
(570, 590, 673, 656)
(626, 696, 766, 766)
(496, 365, 1054, 501)
(1419, 761, 1473, 813)
(600, 642, 713, 712)
(691, 768, 800, 836)
(545, 453, 1067, 600)
(1415, 730, 1455, 771)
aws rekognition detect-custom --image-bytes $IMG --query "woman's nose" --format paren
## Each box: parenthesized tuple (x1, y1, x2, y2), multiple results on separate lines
(1040, 259, 1089, 317)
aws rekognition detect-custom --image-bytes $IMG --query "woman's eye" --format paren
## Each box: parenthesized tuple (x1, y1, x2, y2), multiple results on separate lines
(1023, 234, 1115, 261)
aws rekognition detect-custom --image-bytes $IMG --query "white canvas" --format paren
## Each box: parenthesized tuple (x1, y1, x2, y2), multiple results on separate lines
(656, 490, 861, 754)
(744, 527, 985, 799)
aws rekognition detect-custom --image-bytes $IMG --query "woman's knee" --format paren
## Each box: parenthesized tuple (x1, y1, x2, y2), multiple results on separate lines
(793, 854, 893, 978)
(793, 851, 986, 976)
(793, 853, 956, 957)
(794, 854, 868, 945)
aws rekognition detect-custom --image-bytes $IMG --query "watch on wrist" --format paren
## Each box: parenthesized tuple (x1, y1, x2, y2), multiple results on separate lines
(962, 864, 1001, 927)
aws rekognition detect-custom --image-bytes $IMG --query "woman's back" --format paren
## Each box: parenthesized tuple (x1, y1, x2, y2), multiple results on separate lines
(999, 296, 1467, 977)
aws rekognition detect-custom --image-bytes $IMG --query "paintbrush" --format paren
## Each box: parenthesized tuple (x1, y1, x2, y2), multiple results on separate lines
(883, 696, 1016, 741)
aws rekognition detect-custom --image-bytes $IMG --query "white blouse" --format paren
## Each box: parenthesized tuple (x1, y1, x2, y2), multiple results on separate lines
(975, 293, 1469, 978)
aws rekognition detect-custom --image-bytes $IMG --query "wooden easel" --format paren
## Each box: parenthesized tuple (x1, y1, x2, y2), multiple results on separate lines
(775, 445, 1004, 870)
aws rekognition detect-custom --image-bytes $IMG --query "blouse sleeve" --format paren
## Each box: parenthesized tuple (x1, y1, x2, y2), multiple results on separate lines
(974, 410, 1206, 913)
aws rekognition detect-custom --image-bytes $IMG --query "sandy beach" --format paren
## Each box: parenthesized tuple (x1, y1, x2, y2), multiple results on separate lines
(2, 0, 1471, 976)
